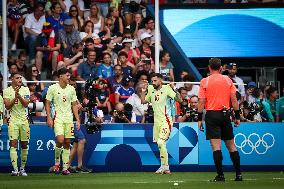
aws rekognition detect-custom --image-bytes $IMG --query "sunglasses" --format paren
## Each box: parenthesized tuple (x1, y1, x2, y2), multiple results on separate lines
(70, 9, 77, 12)
(32, 69, 38, 72)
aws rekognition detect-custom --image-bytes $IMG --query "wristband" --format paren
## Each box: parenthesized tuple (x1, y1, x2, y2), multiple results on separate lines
(234, 110, 240, 120)
(197, 112, 203, 121)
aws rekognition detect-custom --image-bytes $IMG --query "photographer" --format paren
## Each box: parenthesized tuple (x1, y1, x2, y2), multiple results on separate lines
(112, 103, 136, 123)
(141, 104, 154, 123)
(178, 95, 199, 122)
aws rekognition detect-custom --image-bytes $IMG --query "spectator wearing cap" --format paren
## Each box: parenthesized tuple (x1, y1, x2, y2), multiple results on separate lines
(159, 50, 174, 82)
(77, 49, 98, 81)
(137, 16, 156, 46)
(245, 81, 257, 104)
(24, 3, 46, 60)
(58, 18, 81, 50)
(58, 42, 84, 72)
(116, 51, 134, 77)
(121, 38, 138, 65)
(46, 2, 70, 34)
(227, 63, 245, 104)
(115, 75, 135, 104)
(35, 22, 61, 72)
(87, 3, 105, 34)
(136, 32, 155, 62)
(80, 20, 96, 42)
(97, 52, 114, 79)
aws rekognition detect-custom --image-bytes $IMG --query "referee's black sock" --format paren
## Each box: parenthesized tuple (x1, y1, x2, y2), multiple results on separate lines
(213, 150, 223, 176)
(230, 151, 241, 176)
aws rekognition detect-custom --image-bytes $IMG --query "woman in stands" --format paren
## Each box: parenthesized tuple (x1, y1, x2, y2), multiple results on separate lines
(25, 64, 44, 93)
(87, 3, 105, 34)
(69, 5, 84, 31)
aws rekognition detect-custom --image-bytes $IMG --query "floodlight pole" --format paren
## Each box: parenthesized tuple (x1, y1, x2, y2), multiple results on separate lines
(154, 0, 160, 73)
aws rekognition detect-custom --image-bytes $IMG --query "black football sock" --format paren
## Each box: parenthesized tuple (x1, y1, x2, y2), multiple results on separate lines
(213, 150, 223, 176)
(230, 151, 241, 176)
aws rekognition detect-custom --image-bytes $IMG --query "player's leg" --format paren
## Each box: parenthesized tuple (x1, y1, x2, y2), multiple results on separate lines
(205, 112, 225, 182)
(61, 123, 74, 175)
(156, 122, 171, 174)
(8, 121, 19, 176)
(62, 138, 71, 174)
(19, 122, 30, 176)
(54, 121, 64, 174)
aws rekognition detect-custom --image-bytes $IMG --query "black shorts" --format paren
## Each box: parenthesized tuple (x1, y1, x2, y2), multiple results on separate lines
(205, 111, 234, 140)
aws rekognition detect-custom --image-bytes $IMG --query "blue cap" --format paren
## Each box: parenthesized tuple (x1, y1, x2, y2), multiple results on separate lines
(248, 81, 257, 88)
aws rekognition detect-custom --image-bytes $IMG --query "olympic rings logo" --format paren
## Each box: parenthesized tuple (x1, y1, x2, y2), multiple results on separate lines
(234, 133, 275, 155)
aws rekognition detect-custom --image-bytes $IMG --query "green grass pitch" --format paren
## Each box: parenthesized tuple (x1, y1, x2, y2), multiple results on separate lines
(1, 172, 284, 189)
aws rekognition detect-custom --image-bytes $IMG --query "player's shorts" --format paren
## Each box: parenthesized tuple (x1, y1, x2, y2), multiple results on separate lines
(153, 120, 173, 142)
(205, 111, 234, 140)
(72, 127, 85, 143)
(8, 120, 30, 141)
(54, 119, 74, 138)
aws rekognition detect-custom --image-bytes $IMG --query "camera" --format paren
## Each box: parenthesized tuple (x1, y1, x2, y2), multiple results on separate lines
(242, 101, 263, 121)
(85, 121, 102, 134)
(114, 103, 133, 123)
(180, 100, 198, 122)
(84, 78, 105, 133)
(144, 105, 154, 123)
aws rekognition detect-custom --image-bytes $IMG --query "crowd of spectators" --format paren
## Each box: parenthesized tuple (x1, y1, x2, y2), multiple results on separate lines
(4, 0, 284, 124)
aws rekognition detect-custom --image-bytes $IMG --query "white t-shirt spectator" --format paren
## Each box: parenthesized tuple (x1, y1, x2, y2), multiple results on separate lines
(187, 85, 200, 98)
(24, 13, 46, 35)
(126, 93, 147, 116)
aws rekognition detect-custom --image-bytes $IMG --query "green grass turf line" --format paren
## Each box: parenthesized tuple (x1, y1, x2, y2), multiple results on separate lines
(0, 172, 284, 189)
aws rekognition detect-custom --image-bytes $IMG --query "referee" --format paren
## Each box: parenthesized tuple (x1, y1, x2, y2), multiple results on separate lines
(197, 58, 242, 182)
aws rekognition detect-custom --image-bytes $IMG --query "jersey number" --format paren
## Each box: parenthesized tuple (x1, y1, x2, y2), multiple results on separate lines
(155, 94, 160, 102)
(15, 99, 19, 104)
(62, 96, 67, 102)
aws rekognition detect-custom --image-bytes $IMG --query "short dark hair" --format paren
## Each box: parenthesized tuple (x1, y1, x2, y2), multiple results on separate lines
(209, 58, 222, 71)
(85, 37, 94, 44)
(183, 75, 195, 82)
(18, 51, 27, 59)
(266, 86, 277, 97)
(57, 67, 69, 76)
(10, 72, 21, 78)
(118, 51, 128, 58)
(178, 87, 187, 93)
(150, 73, 163, 79)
